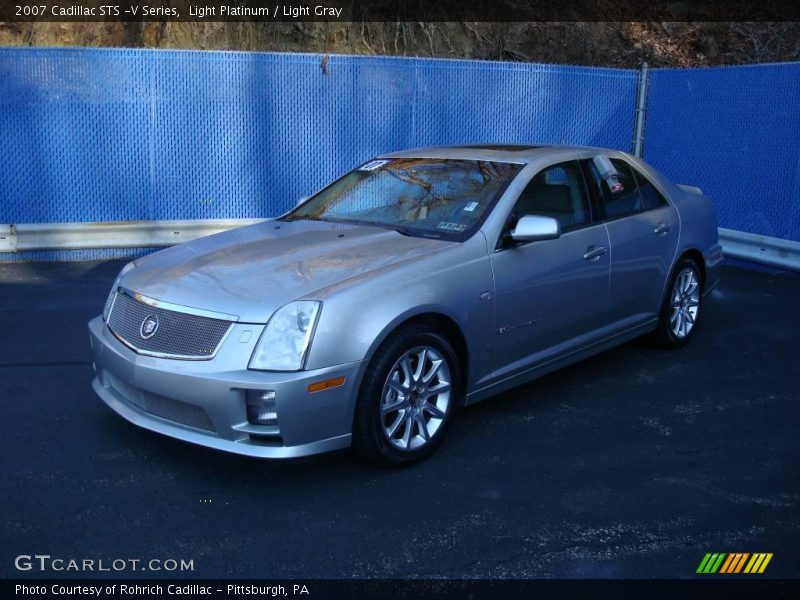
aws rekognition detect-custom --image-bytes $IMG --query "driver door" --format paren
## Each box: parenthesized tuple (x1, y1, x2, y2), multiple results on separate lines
(489, 160, 610, 381)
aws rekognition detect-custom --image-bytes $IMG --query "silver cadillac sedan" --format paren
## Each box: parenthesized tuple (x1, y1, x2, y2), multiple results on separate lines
(89, 145, 722, 465)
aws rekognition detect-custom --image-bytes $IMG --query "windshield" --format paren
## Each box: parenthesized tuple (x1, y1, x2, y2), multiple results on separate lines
(282, 158, 523, 241)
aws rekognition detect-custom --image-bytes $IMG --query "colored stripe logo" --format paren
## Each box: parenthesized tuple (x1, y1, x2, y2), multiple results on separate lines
(697, 553, 773, 574)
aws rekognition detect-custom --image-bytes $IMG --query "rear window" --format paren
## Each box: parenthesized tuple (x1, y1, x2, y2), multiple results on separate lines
(587, 158, 644, 219)
(633, 171, 670, 210)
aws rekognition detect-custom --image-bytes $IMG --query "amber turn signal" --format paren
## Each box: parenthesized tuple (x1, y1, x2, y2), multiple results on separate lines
(307, 376, 346, 393)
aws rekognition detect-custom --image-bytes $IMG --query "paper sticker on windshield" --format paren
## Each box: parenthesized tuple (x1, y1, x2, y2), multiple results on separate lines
(438, 221, 468, 232)
(359, 159, 389, 172)
(463, 201, 479, 212)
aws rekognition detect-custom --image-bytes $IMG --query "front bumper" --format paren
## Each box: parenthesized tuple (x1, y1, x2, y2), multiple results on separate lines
(88, 316, 364, 459)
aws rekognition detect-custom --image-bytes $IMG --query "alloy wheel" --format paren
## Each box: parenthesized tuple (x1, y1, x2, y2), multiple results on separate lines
(380, 345, 451, 451)
(670, 267, 701, 338)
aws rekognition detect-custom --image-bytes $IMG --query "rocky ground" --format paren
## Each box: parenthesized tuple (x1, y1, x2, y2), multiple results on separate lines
(1, 21, 798, 67)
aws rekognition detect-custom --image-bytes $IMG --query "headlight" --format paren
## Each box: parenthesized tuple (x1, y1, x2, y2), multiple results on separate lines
(248, 301, 321, 371)
(102, 261, 136, 322)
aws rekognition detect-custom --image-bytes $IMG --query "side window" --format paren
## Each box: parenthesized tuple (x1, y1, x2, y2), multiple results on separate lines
(587, 158, 643, 219)
(511, 161, 591, 232)
(633, 169, 669, 210)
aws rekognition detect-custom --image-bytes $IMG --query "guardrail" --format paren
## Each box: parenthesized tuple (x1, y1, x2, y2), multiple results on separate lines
(718, 228, 800, 271)
(0, 219, 266, 253)
(1, 220, 798, 271)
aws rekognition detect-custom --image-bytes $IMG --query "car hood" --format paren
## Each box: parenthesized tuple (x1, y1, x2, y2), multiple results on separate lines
(121, 219, 451, 323)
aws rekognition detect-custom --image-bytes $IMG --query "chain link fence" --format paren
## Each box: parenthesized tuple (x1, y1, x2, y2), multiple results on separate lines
(0, 48, 797, 263)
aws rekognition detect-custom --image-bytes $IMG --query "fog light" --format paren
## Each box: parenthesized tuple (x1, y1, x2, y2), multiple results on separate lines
(246, 390, 278, 426)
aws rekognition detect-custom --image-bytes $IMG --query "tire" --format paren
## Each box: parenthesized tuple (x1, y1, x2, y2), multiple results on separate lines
(352, 324, 461, 466)
(651, 257, 704, 348)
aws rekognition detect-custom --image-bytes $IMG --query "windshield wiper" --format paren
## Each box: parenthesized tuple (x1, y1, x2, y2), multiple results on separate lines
(389, 225, 441, 239)
(283, 216, 439, 239)
(390, 226, 414, 237)
(280, 215, 337, 224)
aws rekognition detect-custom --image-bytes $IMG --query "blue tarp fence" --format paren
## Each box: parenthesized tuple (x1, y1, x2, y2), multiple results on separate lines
(0, 48, 798, 260)
(647, 63, 800, 244)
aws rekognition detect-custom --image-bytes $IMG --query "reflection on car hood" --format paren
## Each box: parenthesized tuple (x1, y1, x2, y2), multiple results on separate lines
(120, 219, 450, 323)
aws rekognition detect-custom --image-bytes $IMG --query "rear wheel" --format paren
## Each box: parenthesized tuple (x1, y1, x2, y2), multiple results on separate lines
(353, 325, 460, 466)
(652, 258, 703, 348)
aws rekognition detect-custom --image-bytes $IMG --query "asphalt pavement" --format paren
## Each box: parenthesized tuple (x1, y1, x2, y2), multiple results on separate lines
(0, 260, 798, 579)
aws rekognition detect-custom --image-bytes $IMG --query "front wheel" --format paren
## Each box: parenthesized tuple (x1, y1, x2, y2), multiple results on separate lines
(352, 325, 460, 466)
(652, 258, 703, 348)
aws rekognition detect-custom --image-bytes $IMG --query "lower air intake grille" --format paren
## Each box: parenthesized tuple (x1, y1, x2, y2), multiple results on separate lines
(140, 393, 216, 433)
(106, 372, 216, 433)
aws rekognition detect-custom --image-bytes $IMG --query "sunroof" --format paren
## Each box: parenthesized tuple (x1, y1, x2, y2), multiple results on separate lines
(457, 144, 544, 151)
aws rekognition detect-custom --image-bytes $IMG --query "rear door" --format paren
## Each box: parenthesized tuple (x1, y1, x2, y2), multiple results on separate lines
(582, 156, 679, 327)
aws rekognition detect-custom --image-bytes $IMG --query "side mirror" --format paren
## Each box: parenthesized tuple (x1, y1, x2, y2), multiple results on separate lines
(296, 196, 310, 207)
(510, 215, 561, 243)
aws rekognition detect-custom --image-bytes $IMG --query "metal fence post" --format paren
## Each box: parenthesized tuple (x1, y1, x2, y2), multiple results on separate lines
(632, 62, 650, 158)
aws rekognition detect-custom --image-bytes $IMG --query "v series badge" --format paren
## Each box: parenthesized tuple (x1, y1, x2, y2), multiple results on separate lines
(498, 319, 542, 335)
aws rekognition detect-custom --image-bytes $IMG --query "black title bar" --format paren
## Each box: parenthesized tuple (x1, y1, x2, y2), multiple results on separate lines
(3, 0, 800, 23)
(4, 579, 800, 600)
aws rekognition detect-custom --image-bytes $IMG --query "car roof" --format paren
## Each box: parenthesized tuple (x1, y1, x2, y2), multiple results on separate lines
(381, 144, 625, 164)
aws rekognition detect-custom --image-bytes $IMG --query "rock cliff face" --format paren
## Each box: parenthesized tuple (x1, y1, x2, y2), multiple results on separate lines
(1, 21, 797, 67)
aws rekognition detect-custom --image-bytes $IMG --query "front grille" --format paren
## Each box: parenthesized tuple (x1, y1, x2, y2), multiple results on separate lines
(106, 371, 216, 433)
(107, 290, 232, 359)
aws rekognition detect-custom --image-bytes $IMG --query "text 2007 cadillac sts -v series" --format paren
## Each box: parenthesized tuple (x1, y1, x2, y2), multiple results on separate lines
(89, 145, 721, 465)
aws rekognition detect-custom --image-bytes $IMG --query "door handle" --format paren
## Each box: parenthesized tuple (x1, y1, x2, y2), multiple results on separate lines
(653, 222, 671, 235)
(583, 246, 608, 261)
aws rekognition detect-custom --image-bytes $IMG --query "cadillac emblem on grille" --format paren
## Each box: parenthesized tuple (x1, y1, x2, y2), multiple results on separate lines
(140, 315, 160, 340)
